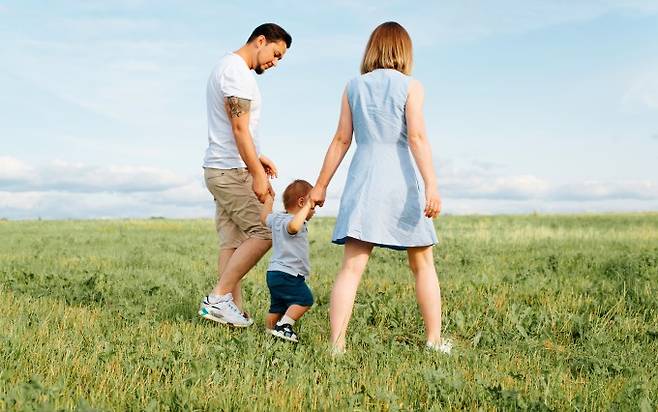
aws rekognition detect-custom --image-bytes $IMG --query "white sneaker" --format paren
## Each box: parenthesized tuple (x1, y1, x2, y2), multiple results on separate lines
(426, 337, 453, 354)
(198, 294, 253, 327)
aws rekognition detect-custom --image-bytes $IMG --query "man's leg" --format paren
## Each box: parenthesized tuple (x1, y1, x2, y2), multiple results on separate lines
(200, 238, 270, 326)
(215, 247, 253, 310)
(211, 237, 271, 297)
(232, 281, 243, 310)
(203, 168, 271, 321)
(216, 248, 242, 307)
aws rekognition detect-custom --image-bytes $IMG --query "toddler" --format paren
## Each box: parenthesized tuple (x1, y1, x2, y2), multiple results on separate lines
(260, 179, 316, 342)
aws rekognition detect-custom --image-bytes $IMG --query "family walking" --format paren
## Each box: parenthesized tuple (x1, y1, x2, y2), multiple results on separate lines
(199, 22, 452, 355)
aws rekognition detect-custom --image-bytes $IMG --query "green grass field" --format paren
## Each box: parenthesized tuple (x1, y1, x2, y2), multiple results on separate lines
(1, 214, 657, 411)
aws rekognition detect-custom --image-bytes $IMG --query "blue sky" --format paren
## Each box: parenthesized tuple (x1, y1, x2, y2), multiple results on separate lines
(1, 0, 657, 219)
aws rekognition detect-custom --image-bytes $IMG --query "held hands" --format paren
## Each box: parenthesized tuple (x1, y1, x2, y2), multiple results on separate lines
(309, 185, 326, 208)
(254, 155, 277, 203)
(259, 155, 278, 179)
(253, 174, 275, 204)
(303, 196, 316, 211)
(424, 185, 442, 218)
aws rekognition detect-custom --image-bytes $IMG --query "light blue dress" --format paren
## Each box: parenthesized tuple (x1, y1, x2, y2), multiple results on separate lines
(332, 69, 438, 250)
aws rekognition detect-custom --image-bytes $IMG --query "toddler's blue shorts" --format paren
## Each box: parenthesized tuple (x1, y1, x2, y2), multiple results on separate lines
(266, 270, 314, 313)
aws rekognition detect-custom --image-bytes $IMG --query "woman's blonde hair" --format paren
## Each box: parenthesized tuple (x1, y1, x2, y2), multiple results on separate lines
(360, 22, 413, 75)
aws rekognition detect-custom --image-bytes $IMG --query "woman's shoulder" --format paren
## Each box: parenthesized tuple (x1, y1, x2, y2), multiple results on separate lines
(346, 74, 363, 87)
(344, 75, 364, 97)
(407, 77, 423, 94)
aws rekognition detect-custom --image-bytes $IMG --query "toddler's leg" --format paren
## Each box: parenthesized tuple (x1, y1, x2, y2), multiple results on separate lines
(407, 246, 443, 344)
(266, 313, 283, 330)
(285, 304, 310, 321)
(329, 238, 373, 351)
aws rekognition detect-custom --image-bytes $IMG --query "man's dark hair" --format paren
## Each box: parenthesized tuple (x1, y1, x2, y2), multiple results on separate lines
(247, 23, 292, 48)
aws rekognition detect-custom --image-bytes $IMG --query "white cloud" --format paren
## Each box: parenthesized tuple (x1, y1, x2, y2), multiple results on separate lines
(0, 157, 187, 193)
(438, 158, 549, 200)
(0, 156, 33, 182)
(0, 157, 214, 219)
(0, 191, 41, 211)
(140, 181, 209, 206)
(442, 174, 551, 200)
(437, 158, 658, 203)
(550, 180, 658, 201)
(0, 190, 211, 220)
(1, 156, 657, 219)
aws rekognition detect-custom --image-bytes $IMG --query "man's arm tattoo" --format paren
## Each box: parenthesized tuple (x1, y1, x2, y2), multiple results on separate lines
(226, 96, 251, 118)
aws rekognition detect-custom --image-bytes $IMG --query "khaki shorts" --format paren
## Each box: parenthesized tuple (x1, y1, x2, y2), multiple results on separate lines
(204, 167, 272, 250)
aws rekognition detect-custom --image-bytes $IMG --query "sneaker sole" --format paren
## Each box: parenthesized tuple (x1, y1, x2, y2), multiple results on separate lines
(198, 307, 253, 328)
(268, 328, 298, 343)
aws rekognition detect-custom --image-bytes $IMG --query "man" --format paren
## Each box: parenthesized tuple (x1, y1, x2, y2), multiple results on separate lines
(199, 23, 292, 327)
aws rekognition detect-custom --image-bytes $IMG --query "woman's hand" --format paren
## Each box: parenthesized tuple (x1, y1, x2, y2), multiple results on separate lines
(259, 155, 278, 179)
(424, 185, 442, 218)
(309, 185, 327, 208)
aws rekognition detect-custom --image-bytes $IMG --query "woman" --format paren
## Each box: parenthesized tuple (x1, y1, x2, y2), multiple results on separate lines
(310, 22, 452, 354)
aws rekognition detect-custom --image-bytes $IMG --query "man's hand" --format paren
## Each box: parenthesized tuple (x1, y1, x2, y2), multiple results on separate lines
(253, 173, 271, 203)
(259, 155, 278, 179)
(309, 185, 326, 208)
(424, 185, 442, 218)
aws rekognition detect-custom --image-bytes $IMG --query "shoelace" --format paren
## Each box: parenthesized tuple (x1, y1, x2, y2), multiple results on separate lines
(226, 300, 243, 316)
(209, 295, 247, 320)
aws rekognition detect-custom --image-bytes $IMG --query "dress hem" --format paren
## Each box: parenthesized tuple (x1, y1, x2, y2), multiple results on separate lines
(331, 235, 437, 251)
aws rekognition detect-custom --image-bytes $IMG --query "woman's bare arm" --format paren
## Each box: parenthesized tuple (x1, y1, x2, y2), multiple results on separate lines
(309, 89, 354, 207)
(406, 79, 442, 218)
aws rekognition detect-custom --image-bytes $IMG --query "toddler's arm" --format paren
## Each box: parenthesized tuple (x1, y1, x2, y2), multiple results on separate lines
(287, 198, 314, 235)
(260, 193, 274, 226)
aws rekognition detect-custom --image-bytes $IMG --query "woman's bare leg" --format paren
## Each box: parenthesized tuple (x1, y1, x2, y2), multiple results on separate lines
(407, 246, 443, 343)
(329, 238, 374, 351)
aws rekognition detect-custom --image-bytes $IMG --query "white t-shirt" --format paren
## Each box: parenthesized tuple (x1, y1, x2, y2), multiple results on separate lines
(203, 53, 261, 169)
